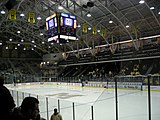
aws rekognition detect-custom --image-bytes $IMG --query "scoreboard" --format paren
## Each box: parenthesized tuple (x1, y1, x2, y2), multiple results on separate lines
(46, 12, 77, 43)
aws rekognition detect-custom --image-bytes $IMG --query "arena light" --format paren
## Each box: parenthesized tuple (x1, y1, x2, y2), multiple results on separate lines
(126, 25, 130, 28)
(17, 31, 21, 34)
(87, 13, 91, 17)
(1, 10, 5, 14)
(150, 7, 154, 10)
(58, 5, 63, 10)
(109, 20, 113, 24)
(88, 27, 91, 30)
(77, 24, 81, 28)
(139, 0, 145, 4)
(37, 16, 41, 20)
(20, 13, 25, 17)
(40, 33, 43, 36)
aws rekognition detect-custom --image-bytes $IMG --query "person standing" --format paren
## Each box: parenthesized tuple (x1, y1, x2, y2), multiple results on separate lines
(50, 108, 63, 120)
(0, 76, 16, 120)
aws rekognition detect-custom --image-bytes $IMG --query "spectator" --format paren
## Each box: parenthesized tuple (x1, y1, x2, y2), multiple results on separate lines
(11, 96, 45, 120)
(0, 76, 16, 120)
(50, 108, 63, 120)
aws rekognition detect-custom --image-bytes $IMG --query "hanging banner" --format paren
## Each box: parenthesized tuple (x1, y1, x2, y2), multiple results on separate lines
(82, 23, 87, 33)
(92, 26, 97, 35)
(101, 28, 107, 37)
(8, 9, 16, 20)
(28, 12, 35, 23)
(131, 25, 137, 34)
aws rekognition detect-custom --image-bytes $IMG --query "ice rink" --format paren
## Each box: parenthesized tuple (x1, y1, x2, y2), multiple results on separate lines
(7, 83, 160, 120)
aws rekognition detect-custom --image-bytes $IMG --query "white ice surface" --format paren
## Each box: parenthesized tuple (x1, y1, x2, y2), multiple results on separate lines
(8, 84, 160, 120)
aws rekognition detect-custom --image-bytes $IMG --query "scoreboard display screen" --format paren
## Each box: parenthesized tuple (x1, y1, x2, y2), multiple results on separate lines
(46, 12, 77, 43)
(48, 18, 54, 28)
(64, 18, 73, 27)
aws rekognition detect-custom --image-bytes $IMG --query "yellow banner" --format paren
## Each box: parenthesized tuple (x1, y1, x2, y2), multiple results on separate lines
(101, 28, 107, 37)
(131, 25, 137, 34)
(8, 9, 16, 20)
(28, 12, 35, 23)
(92, 26, 97, 35)
(82, 23, 87, 33)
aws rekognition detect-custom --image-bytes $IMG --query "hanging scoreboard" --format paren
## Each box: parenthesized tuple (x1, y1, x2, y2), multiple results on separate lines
(46, 12, 77, 43)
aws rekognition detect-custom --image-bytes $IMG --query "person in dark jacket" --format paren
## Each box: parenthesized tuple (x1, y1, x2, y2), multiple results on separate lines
(11, 96, 45, 120)
(0, 76, 16, 120)
(50, 108, 63, 120)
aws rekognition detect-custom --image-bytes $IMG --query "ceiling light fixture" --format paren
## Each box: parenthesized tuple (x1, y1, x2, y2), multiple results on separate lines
(17, 31, 21, 33)
(20, 13, 25, 17)
(77, 24, 81, 28)
(40, 33, 43, 36)
(126, 25, 130, 28)
(37, 16, 41, 20)
(109, 20, 113, 24)
(158, 11, 160, 15)
(88, 27, 91, 30)
(58, 5, 63, 10)
(87, 13, 91, 17)
(1, 10, 5, 14)
(150, 7, 155, 10)
(139, 0, 145, 4)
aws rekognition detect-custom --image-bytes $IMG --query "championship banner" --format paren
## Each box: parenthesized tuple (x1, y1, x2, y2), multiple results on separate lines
(92, 26, 97, 35)
(28, 12, 35, 23)
(101, 28, 107, 37)
(82, 23, 87, 33)
(131, 25, 137, 34)
(8, 9, 16, 20)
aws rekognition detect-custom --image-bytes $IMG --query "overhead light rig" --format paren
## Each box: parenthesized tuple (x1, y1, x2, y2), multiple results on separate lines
(82, 1, 94, 8)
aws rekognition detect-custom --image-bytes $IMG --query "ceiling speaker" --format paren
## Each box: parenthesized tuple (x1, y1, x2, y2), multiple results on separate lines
(87, 2, 94, 7)
(5, 0, 17, 10)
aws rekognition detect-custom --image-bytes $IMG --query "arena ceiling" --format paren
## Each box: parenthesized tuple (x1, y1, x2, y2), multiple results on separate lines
(0, 0, 160, 57)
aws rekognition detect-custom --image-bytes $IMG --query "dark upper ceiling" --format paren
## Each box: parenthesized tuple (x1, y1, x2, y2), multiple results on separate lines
(0, 0, 160, 57)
